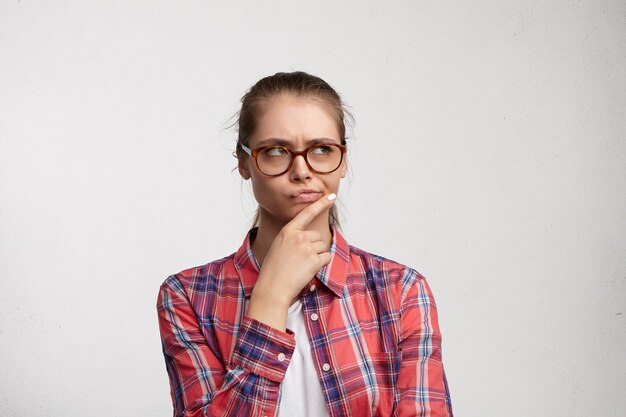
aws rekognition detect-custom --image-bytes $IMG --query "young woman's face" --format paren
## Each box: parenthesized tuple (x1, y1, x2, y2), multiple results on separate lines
(239, 93, 347, 226)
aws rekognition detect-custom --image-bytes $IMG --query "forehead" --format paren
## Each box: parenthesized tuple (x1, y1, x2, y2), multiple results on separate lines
(249, 94, 341, 147)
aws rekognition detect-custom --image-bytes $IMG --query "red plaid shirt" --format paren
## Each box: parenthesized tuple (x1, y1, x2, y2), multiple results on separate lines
(157, 227, 453, 417)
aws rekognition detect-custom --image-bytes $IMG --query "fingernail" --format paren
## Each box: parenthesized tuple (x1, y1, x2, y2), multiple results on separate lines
(327, 193, 337, 201)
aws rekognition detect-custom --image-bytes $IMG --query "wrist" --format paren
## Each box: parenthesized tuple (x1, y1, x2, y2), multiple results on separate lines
(250, 281, 292, 310)
(247, 284, 291, 331)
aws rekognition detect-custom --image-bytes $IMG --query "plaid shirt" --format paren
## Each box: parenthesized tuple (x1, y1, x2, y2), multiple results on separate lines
(157, 227, 453, 417)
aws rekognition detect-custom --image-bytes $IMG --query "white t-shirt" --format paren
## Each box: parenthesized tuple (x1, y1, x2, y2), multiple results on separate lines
(277, 300, 329, 417)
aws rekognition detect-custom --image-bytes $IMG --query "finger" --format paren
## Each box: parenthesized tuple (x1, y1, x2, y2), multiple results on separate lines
(289, 193, 337, 230)
(310, 240, 329, 254)
(317, 252, 332, 267)
(301, 230, 324, 243)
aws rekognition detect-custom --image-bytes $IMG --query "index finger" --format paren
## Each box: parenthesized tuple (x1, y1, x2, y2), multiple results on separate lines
(288, 193, 337, 230)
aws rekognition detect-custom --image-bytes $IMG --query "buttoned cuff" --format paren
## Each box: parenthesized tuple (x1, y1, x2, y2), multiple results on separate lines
(230, 315, 295, 382)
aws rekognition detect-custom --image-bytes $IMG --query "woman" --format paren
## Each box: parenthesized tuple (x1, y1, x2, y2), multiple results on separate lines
(157, 71, 453, 417)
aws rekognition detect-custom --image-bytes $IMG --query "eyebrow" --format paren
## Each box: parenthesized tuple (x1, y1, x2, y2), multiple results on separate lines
(256, 137, 340, 147)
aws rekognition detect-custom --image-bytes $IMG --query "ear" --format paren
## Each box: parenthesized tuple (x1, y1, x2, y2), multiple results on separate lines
(340, 159, 347, 178)
(238, 155, 252, 180)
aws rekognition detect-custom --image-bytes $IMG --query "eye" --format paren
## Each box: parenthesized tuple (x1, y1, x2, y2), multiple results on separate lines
(263, 146, 289, 157)
(311, 145, 334, 155)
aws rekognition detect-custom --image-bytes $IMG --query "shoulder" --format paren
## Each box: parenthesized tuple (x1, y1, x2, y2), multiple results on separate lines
(159, 253, 236, 296)
(347, 244, 425, 298)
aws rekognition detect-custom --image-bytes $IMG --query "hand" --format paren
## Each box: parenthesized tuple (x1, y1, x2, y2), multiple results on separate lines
(247, 193, 337, 330)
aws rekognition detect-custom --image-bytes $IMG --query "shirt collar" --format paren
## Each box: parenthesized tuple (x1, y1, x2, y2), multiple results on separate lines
(234, 226, 350, 298)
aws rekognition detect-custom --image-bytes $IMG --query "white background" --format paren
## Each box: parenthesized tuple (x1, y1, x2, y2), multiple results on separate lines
(1, 1, 625, 416)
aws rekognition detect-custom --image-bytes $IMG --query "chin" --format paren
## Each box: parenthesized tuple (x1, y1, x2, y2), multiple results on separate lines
(258, 206, 299, 225)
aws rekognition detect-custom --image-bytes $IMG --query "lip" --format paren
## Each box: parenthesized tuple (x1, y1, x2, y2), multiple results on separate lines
(292, 189, 322, 203)
(292, 189, 321, 197)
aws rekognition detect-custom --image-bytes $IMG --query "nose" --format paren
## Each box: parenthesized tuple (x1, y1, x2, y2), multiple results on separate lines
(289, 154, 312, 182)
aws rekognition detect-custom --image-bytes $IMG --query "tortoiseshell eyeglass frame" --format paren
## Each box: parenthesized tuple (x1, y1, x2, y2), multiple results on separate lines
(240, 143, 347, 176)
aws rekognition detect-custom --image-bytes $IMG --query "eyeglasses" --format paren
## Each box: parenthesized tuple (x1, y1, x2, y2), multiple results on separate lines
(241, 142, 347, 176)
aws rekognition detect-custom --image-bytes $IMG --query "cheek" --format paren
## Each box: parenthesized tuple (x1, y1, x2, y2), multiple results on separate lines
(249, 176, 267, 196)
(249, 175, 278, 203)
(326, 173, 344, 192)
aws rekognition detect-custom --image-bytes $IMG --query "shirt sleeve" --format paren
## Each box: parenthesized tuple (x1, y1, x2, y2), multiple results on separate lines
(396, 269, 453, 417)
(157, 277, 296, 417)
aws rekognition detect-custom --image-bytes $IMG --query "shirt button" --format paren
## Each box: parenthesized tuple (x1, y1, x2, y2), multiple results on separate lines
(309, 284, 317, 292)
(322, 363, 331, 372)
(310, 313, 319, 321)
(277, 353, 285, 362)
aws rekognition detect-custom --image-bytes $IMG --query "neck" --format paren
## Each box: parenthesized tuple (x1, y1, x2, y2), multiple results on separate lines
(251, 209, 333, 266)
